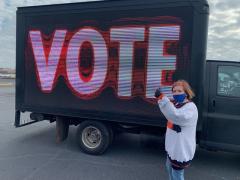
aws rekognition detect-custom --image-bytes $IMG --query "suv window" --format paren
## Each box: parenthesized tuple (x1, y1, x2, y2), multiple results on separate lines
(217, 66, 240, 97)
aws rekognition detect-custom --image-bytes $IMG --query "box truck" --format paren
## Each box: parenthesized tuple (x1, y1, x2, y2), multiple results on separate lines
(15, 0, 240, 154)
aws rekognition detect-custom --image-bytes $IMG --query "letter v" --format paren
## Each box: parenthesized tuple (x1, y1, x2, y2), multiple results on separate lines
(29, 30, 67, 92)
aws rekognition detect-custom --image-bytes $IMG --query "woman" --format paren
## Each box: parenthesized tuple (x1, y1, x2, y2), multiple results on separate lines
(155, 80, 198, 180)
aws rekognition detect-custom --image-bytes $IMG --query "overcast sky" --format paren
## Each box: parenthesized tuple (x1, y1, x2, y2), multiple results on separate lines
(0, 0, 239, 68)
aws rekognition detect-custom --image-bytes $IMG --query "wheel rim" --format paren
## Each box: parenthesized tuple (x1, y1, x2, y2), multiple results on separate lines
(82, 126, 102, 149)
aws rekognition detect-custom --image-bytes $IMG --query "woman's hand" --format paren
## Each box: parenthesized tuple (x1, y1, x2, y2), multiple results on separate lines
(155, 87, 164, 99)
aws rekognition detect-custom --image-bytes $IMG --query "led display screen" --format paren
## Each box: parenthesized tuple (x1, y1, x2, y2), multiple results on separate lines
(24, 6, 193, 120)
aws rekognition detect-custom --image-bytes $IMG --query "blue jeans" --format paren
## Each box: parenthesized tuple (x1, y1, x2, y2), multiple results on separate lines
(166, 156, 184, 180)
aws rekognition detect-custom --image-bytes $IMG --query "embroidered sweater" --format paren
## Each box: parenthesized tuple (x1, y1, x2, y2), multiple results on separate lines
(158, 96, 198, 163)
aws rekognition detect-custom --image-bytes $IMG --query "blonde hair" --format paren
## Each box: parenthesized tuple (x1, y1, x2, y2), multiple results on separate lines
(172, 80, 195, 100)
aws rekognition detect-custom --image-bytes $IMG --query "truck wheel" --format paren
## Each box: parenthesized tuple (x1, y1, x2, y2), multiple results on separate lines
(76, 120, 111, 155)
(56, 117, 69, 143)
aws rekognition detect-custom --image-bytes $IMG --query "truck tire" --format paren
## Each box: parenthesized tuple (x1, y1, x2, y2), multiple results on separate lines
(56, 117, 69, 143)
(76, 120, 111, 155)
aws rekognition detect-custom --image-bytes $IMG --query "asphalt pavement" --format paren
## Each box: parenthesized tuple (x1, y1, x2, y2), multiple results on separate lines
(0, 79, 239, 180)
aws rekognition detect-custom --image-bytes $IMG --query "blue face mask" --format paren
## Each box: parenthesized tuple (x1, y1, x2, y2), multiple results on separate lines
(173, 94, 187, 103)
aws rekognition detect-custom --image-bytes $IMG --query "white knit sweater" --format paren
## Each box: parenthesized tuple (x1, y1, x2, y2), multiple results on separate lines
(158, 96, 198, 162)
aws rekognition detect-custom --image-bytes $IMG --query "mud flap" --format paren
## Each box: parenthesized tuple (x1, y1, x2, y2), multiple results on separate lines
(56, 116, 69, 143)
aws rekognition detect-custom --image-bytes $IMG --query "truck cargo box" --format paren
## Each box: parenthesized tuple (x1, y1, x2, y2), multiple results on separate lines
(15, 0, 209, 127)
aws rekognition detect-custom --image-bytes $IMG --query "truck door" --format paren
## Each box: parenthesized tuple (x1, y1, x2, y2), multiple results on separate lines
(202, 61, 240, 152)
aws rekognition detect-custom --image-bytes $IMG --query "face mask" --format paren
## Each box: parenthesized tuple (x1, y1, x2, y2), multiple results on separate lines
(173, 94, 187, 103)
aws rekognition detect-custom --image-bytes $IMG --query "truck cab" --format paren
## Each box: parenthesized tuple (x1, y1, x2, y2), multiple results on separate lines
(200, 60, 240, 152)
